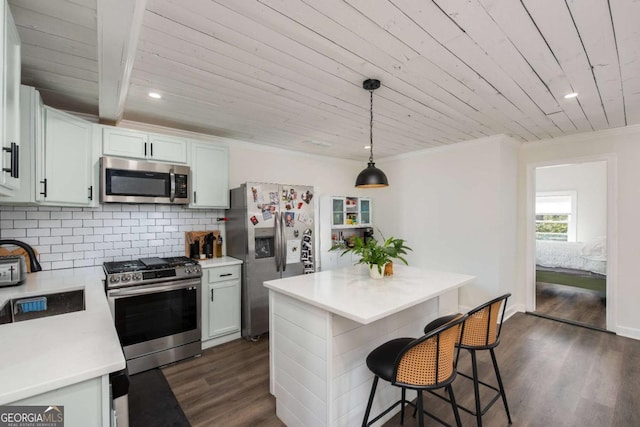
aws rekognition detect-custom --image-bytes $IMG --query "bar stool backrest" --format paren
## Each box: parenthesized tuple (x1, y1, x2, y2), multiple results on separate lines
(393, 313, 467, 388)
(459, 293, 511, 349)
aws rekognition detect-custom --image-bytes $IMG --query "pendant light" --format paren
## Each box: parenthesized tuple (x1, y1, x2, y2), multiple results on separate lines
(355, 79, 389, 188)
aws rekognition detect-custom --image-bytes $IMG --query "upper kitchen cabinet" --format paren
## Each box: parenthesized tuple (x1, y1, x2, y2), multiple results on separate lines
(189, 142, 229, 209)
(102, 127, 188, 164)
(0, 0, 20, 195)
(331, 196, 372, 228)
(39, 107, 97, 206)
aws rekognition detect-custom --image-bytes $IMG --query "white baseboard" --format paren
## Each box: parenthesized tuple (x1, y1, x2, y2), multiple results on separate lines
(201, 331, 241, 350)
(614, 326, 640, 341)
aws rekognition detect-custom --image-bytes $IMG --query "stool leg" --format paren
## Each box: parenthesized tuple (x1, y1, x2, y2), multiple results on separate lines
(470, 349, 482, 427)
(416, 389, 424, 427)
(490, 348, 512, 424)
(400, 387, 406, 425)
(362, 376, 379, 427)
(447, 384, 462, 427)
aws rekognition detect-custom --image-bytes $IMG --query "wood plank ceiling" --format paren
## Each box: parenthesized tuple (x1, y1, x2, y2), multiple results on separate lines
(7, 0, 640, 160)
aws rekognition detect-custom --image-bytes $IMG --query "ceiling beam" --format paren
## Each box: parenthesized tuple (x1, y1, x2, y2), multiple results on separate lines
(97, 0, 146, 125)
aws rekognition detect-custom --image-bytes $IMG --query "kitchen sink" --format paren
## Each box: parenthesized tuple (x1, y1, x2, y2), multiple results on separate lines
(0, 289, 85, 324)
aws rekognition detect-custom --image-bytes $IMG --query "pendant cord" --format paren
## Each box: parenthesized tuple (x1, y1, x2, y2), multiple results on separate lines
(369, 89, 374, 163)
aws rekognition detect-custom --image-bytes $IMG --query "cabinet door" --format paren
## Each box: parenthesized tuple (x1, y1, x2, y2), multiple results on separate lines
(207, 281, 240, 339)
(148, 134, 187, 163)
(360, 198, 372, 226)
(190, 143, 229, 208)
(0, 4, 20, 192)
(102, 127, 147, 159)
(332, 197, 345, 226)
(41, 108, 93, 205)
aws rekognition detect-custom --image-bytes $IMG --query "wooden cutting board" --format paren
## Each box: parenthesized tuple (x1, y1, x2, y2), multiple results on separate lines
(185, 230, 220, 258)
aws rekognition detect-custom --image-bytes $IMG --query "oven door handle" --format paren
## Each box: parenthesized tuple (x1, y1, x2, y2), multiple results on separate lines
(169, 168, 176, 202)
(108, 281, 199, 297)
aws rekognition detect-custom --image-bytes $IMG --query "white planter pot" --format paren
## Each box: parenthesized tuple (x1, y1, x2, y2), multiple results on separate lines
(368, 264, 385, 279)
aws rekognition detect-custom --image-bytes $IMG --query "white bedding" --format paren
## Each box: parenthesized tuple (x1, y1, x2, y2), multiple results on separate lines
(536, 239, 607, 275)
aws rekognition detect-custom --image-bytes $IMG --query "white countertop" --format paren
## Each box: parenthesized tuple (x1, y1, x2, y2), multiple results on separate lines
(198, 256, 242, 268)
(264, 264, 475, 324)
(0, 267, 125, 405)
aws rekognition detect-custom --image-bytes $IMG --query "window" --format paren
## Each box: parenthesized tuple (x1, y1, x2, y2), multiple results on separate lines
(535, 192, 577, 241)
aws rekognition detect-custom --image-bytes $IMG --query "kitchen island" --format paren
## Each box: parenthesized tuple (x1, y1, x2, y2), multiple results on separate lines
(264, 264, 474, 427)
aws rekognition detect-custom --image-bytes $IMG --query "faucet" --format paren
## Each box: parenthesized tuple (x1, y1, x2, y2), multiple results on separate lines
(0, 240, 42, 272)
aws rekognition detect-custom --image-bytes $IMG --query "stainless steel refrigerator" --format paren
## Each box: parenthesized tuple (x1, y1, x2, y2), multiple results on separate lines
(226, 182, 316, 338)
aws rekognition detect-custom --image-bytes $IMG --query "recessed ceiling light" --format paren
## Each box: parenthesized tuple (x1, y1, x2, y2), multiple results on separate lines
(564, 92, 578, 99)
(364, 145, 371, 149)
(148, 92, 162, 99)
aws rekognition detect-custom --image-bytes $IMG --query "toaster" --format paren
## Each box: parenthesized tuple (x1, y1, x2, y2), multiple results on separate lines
(0, 255, 27, 287)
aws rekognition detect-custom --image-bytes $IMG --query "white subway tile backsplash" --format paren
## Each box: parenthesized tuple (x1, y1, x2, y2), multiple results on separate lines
(15, 220, 38, 228)
(51, 228, 73, 236)
(72, 228, 94, 236)
(40, 236, 62, 245)
(52, 261, 74, 269)
(27, 211, 51, 220)
(62, 219, 83, 228)
(72, 212, 93, 220)
(1, 205, 224, 271)
(2, 211, 25, 220)
(51, 212, 73, 220)
(83, 219, 103, 227)
(27, 228, 51, 237)
(39, 220, 62, 228)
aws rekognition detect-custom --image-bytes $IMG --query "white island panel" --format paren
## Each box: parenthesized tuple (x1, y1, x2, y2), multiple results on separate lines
(266, 265, 474, 427)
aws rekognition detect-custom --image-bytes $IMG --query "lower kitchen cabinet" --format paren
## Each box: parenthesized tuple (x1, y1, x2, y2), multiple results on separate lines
(201, 263, 241, 349)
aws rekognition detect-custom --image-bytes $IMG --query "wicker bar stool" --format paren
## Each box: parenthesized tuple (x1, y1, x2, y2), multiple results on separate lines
(447, 293, 512, 426)
(361, 313, 467, 427)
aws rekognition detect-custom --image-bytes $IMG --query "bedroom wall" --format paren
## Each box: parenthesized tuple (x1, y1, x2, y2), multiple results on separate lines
(372, 134, 520, 311)
(520, 124, 640, 340)
(536, 161, 607, 242)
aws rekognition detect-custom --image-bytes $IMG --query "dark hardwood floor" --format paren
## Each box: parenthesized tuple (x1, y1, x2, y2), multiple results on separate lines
(163, 313, 640, 426)
(534, 281, 606, 330)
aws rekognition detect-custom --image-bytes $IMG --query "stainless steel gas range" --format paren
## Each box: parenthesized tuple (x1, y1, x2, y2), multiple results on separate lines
(104, 256, 202, 375)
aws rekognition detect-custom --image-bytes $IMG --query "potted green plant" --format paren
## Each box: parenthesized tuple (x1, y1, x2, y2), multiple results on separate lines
(333, 233, 412, 279)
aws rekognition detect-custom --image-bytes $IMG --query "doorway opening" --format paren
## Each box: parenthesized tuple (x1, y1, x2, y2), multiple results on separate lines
(531, 161, 608, 331)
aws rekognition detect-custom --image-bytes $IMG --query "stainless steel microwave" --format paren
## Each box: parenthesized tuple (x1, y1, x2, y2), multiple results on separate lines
(100, 156, 190, 204)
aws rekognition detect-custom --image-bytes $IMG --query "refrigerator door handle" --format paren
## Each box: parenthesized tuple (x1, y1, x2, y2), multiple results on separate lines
(274, 212, 281, 272)
(281, 211, 287, 272)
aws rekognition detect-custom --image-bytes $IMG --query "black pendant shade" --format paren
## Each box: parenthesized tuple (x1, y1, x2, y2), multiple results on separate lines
(355, 162, 388, 188)
(356, 79, 388, 188)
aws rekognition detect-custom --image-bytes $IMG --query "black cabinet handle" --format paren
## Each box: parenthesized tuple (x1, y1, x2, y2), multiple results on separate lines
(144, 142, 147, 157)
(40, 179, 47, 198)
(150, 143, 153, 157)
(88, 186, 93, 200)
(193, 191, 197, 204)
(220, 273, 232, 277)
(2, 143, 19, 178)
(211, 289, 214, 302)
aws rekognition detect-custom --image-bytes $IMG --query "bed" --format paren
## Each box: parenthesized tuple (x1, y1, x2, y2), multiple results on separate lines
(535, 238, 607, 293)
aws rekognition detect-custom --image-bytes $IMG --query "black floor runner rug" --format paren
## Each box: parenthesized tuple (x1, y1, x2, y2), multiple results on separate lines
(128, 368, 191, 427)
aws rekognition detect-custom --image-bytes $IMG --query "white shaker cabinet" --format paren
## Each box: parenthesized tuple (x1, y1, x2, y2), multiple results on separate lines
(102, 127, 188, 164)
(39, 107, 96, 206)
(201, 262, 241, 350)
(0, 0, 20, 195)
(189, 142, 229, 209)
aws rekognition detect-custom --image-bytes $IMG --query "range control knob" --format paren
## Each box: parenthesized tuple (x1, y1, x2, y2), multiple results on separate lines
(132, 273, 142, 281)
(121, 274, 131, 282)
(109, 275, 120, 283)
(185, 268, 191, 274)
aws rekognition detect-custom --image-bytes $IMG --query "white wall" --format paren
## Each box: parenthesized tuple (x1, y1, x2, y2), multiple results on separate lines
(536, 162, 607, 242)
(520, 124, 640, 339)
(372, 135, 520, 310)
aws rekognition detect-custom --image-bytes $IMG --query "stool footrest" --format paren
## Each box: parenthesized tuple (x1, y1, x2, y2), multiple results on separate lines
(426, 371, 502, 417)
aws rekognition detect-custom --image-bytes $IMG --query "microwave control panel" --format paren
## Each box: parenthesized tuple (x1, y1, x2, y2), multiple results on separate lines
(176, 174, 188, 198)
